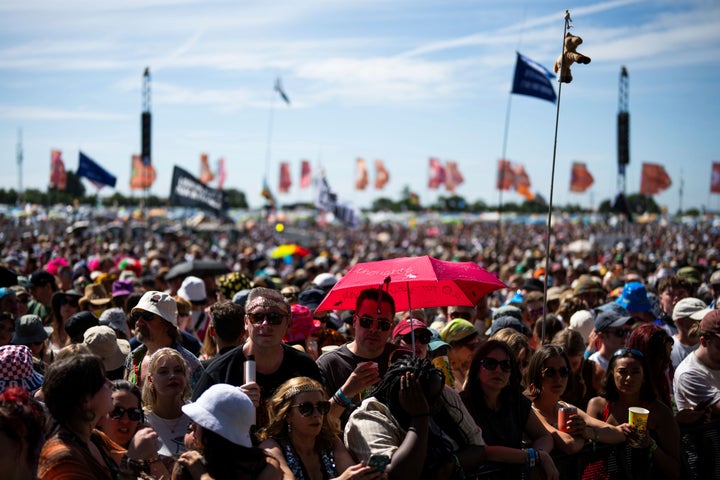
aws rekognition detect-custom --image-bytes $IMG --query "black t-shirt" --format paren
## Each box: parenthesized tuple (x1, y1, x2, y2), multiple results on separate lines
(460, 386, 531, 448)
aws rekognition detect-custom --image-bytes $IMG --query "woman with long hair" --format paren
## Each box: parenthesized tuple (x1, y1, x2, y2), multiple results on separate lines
(0, 386, 47, 480)
(460, 340, 559, 480)
(38, 354, 159, 479)
(587, 348, 680, 479)
(142, 348, 192, 468)
(551, 329, 603, 411)
(49, 290, 82, 352)
(525, 345, 626, 454)
(627, 324, 674, 408)
(173, 384, 282, 480)
(258, 377, 379, 480)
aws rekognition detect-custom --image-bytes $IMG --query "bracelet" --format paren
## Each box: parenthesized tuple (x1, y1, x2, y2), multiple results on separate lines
(527, 448, 536, 468)
(334, 389, 353, 408)
(121, 455, 148, 475)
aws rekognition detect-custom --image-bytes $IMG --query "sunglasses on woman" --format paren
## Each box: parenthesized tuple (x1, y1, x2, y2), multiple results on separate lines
(60, 297, 79, 307)
(479, 357, 512, 373)
(247, 312, 286, 325)
(292, 401, 331, 417)
(356, 315, 392, 332)
(612, 348, 644, 358)
(109, 406, 144, 422)
(401, 331, 431, 345)
(541, 367, 570, 378)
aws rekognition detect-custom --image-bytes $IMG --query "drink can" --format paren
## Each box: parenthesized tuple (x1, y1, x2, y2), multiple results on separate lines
(558, 406, 577, 433)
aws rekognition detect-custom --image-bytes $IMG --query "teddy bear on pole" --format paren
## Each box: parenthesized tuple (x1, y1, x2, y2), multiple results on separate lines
(554, 32, 591, 83)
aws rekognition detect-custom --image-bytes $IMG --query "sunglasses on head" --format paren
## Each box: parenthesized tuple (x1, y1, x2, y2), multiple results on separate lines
(247, 312, 286, 326)
(357, 315, 392, 332)
(479, 357, 512, 373)
(612, 348, 644, 358)
(292, 400, 331, 417)
(541, 366, 570, 379)
(109, 406, 144, 422)
(60, 297, 79, 307)
(401, 331, 431, 345)
(132, 311, 156, 322)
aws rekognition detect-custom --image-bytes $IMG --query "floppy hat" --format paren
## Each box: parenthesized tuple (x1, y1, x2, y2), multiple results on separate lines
(615, 282, 651, 312)
(298, 289, 325, 311)
(594, 310, 633, 332)
(0, 345, 44, 393)
(12, 315, 52, 345)
(178, 276, 207, 304)
(392, 318, 430, 339)
(677, 266, 701, 285)
(131, 291, 178, 326)
(83, 326, 131, 371)
(99, 307, 129, 333)
(285, 304, 321, 342)
(218, 272, 252, 300)
(64, 311, 99, 343)
(441, 319, 478, 344)
(573, 275, 605, 296)
(111, 279, 135, 298)
(51, 289, 82, 314)
(182, 383, 254, 447)
(79, 284, 111, 309)
(672, 297, 707, 321)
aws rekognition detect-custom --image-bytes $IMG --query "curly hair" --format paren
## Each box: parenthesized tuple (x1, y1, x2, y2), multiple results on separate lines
(0, 386, 46, 472)
(141, 348, 191, 410)
(256, 377, 339, 451)
(523, 344, 573, 399)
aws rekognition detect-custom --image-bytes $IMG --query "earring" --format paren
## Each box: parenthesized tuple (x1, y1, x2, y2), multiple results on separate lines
(287, 422, 292, 433)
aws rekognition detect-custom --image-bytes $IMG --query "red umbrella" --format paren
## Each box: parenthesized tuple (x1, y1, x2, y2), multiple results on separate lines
(316, 255, 506, 313)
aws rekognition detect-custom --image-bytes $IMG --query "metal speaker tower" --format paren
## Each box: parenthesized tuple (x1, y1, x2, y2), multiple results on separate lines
(617, 66, 629, 193)
(141, 67, 152, 165)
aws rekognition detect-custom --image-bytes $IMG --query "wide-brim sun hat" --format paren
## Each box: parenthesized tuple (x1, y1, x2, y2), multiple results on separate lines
(182, 383, 254, 447)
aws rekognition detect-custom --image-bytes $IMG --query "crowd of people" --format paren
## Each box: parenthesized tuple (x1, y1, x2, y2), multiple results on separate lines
(1, 211, 719, 479)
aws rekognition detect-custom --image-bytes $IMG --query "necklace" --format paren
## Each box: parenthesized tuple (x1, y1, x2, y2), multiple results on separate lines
(154, 413, 185, 433)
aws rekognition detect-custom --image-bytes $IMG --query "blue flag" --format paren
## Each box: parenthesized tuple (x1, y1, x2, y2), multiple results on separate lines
(511, 53, 557, 103)
(77, 151, 117, 188)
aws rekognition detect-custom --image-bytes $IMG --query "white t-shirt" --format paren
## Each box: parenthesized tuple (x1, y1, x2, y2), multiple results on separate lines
(673, 350, 720, 410)
(670, 336, 699, 370)
(145, 411, 191, 459)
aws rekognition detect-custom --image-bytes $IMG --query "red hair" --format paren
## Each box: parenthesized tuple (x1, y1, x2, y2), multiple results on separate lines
(628, 324, 673, 407)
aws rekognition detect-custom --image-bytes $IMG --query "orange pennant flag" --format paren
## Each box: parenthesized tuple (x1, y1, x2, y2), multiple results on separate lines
(355, 158, 369, 190)
(569, 162, 594, 192)
(513, 163, 534, 200)
(640, 162, 671, 195)
(199, 153, 215, 184)
(496, 159, 515, 191)
(374, 159, 389, 189)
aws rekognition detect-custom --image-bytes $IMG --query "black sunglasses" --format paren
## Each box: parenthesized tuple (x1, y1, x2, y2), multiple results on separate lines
(247, 312, 286, 326)
(612, 348, 644, 358)
(60, 297, 79, 307)
(109, 406, 144, 422)
(133, 311, 156, 322)
(606, 328, 631, 338)
(480, 357, 512, 373)
(357, 315, 392, 332)
(401, 331, 431, 345)
(292, 401, 331, 417)
(541, 367, 570, 379)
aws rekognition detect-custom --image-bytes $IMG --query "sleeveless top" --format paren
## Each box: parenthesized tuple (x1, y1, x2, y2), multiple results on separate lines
(278, 438, 337, 480)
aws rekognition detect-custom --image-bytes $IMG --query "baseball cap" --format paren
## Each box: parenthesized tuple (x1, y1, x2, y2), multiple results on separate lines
(709, 270, 720, 286)
(672, 297, 707, 321)
(131, 291, 178, 326)
(492, 305, 523, 322)
(677, 266, 701, 285)
(392, 318, 429, 339)
(700, 309, 720, 334)
(594, 310, 633, 332)
(486, 316, 531, 337)
(428, 328, 450, 352)
(569, 310, 595, 341)
(27, 270, 55, 289)
(182, 384, 254, 447)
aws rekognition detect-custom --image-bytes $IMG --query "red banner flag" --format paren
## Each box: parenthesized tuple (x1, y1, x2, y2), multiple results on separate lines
(428, 157, 446, 189)
(130, 154, 156, 190)
(199, 153, 215, 184)
(496, 159, 515, 191)
(374, 159, 389, 189)
(278, 162, 292, 193)
(217, 157, 226, 191)
(355, 158, 369, 190)
(569, 162, 594, 192)
(640, 162, 672, 195)
(711, 162, 720, 194)
(50, 149, 67, 190)
(444, 161, 464, 193)
(300, 160, 312, 189)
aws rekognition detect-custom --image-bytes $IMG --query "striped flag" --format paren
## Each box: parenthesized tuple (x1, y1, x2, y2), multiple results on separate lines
(50, 149, 67, 190)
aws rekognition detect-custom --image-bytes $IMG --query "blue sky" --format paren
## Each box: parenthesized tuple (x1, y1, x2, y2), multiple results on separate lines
(1, 0, 719, 212)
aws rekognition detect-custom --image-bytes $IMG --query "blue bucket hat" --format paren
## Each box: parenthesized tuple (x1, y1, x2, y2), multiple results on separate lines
(615, 282, 651, 313)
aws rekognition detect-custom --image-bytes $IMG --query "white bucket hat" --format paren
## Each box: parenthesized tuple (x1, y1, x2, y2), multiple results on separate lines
(182, 384, 254, 447)
(177, 276, 207, 304)
(131, 291, 178, 327)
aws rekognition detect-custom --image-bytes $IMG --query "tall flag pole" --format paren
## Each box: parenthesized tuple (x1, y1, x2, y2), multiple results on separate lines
(264, 77, 291, 212)
(541, 10, 590, 343)
(16, 129, 23, 197)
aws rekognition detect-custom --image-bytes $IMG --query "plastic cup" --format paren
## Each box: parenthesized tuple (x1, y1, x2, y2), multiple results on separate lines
(558, 406, 577, 433)
(433, 355, 455, 387)
(628, 407, 650, 447)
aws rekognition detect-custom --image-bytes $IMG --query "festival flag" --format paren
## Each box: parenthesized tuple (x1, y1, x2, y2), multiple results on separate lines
(274, 77, 290, 104)
(408, 191, 420, 206)
(513, 163, 535, 200)
(50, 149, 67, 190)
(300, 160, 312, 189)
(130, 154, 156, 190)
(711, 162, 720, 194)
(569, 162, 594, 193)
(355, 158, 369, 190)
(77, 151, 116, 189)
(279, 162, 292, 193)
(444, 161, 464, 193)
(640, 162, 672, 195)
(261, 178, 276, 206)
(496, 159, 515, 191)
(374, 159, 389, 190)
(217, 157, 226, 191)
(315, 174, 360, 228)
(511, 52, 557, 104)
(428, 157, 446, 189)
(169, 166, 226, 216)
(199, 153, 215, 184)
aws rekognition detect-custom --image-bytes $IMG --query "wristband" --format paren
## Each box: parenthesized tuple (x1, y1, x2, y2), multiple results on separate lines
(334, 389, 353, 407)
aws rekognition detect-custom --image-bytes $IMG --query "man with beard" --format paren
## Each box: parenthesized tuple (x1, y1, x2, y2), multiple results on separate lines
(124, 290, 203, 389)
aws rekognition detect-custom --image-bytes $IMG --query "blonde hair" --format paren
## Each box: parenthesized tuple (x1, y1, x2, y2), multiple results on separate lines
(55, 343, 91, 362)
(256, 377, 339, 448)
(141, 348, 191, 410)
